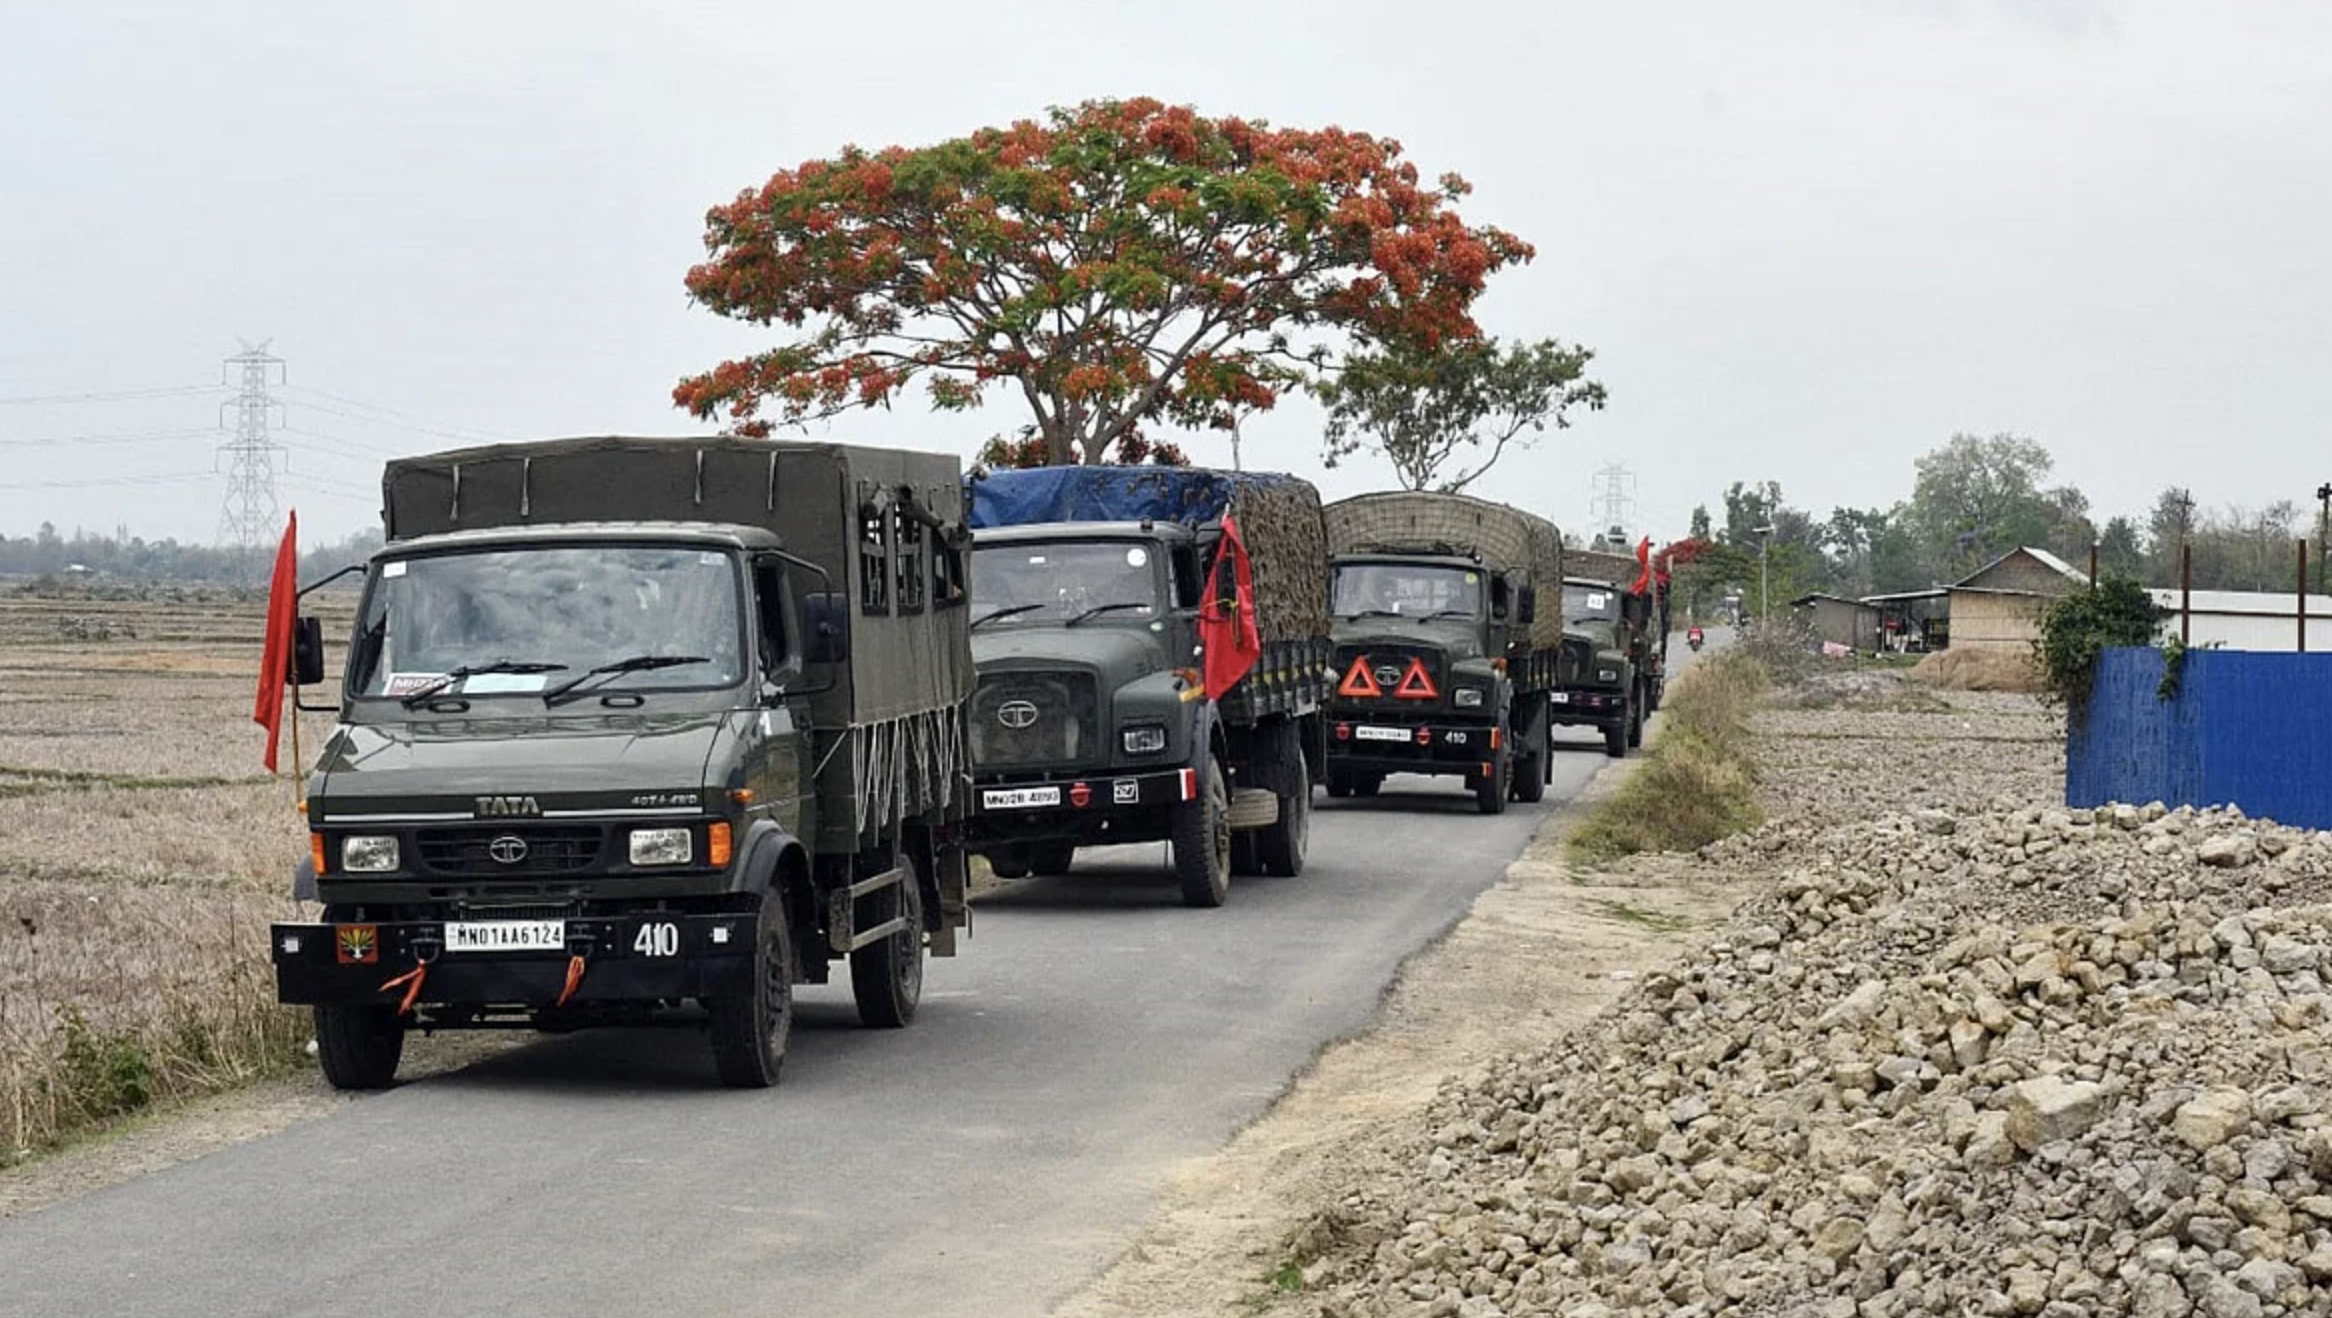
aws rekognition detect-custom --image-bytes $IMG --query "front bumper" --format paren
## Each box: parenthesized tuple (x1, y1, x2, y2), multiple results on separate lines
(270, 910, 757, 1009)
(965, 764, 1197, 848)
(1548, 686, 1627, 726)
(1324, 715, 1502, 779)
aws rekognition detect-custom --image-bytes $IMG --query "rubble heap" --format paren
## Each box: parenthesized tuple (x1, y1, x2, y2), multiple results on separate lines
(1304, 802, 2332, 1318)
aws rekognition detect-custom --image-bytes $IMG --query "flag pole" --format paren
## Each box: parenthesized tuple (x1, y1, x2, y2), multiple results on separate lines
(287, 678, 305, 808)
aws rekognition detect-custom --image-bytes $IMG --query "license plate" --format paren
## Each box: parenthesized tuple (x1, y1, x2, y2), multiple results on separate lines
(1550, 691, 1570, 704)
(983, 786, 1062, 810)
(1354, 725, 1409, 743)
(442, 920, 566, 953)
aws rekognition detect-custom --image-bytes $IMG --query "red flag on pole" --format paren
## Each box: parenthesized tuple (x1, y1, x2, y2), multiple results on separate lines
(254, 510, 298, 773)
(1198, 514, 1263, 699)
(1631, 535, 1654, 595)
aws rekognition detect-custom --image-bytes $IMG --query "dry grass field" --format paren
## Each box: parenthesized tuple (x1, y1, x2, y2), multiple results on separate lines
(0, 582, 356, 1160)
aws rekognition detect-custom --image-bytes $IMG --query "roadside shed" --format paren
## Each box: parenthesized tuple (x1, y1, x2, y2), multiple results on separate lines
(1863, 588, 1950, 651)
(2148, 588, 2332, 652)
(1789, 593, 1882, 652)
(1946, 547, 2088, 653)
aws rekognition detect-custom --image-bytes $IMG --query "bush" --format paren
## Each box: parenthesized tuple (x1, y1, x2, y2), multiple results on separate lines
(2033, 577, 2165, 724)
(1570, 652, 1768, 862)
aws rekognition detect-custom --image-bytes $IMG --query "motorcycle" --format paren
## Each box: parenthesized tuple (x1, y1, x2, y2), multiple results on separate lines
(1686, 627, 1705, 652)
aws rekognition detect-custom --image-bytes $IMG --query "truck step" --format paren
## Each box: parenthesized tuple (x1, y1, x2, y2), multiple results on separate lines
(1228, 787, 1280, 830)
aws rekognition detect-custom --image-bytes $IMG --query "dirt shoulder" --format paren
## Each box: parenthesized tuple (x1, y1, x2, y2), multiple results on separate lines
(1053, 723, 1765, 1317)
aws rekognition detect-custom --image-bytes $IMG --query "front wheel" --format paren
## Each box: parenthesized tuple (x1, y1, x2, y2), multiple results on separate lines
(1474, 752, 1510, 815)
(1511, 705, 1548, 805)
(313, 1003, 404, 1091)
(850, 856, 924, 1030)
(709, 891, 795, 1087)
(1628, 690, 1647, 748)
(1172, 754, 1232, 908)
(1604, 706, 1630, 758)
(1256, 761, 1310, 877)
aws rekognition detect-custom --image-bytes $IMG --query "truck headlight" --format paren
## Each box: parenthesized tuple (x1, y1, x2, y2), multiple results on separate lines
(629, 828, 693, 866)
(1453, 688, 1485, 708)
(1598, 668, 1619, 683)
(1122, 724, 1168, 755)
(341, 835, 400, 873)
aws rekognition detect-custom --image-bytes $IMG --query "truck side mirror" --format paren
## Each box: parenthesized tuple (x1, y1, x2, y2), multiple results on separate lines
(803, 591, 851, 665)
(290, 616, 327, 686)
(1515, 587, 1537, 626)
(1490, 575, 1512, 621)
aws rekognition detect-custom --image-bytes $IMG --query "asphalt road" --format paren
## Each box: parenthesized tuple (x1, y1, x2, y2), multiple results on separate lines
(1, 734, 1639, 1317)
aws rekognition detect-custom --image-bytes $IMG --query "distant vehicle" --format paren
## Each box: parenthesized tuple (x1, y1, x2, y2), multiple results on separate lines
(1553, 546, 1672, 758)
(267, 436, 977, 1089)
(960, 466, 1332, 907)
(1688, 624, 1705, 652)
(1319, 492, 1567, 813)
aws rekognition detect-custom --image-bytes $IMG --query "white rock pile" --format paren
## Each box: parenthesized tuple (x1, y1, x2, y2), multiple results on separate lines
(1301, 802, 2332, 1318)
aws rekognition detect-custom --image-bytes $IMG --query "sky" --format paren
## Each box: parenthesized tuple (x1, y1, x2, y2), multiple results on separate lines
(4, 0, 2329, 549)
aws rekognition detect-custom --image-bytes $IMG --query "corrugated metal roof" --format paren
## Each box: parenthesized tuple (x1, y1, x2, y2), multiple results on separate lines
(2150, 588, 2332, 619)
(1953, 546, 2089, 589)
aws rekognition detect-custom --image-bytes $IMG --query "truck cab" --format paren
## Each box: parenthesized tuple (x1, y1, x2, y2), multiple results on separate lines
(1551, 576, 1656, 757)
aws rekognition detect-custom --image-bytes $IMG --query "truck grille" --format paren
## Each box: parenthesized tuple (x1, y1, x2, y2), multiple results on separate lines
(1332, 644, 1445, 708)
(970, 671, 1099, 770)
(415, 825, 603, 877)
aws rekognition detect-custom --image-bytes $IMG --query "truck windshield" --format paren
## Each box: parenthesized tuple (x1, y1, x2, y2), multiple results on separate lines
(1331, 563, 1483, 619)
(350, 545, 745, 699)
(971, 541, 1162, 627)
(1564, 583, 1620, 622)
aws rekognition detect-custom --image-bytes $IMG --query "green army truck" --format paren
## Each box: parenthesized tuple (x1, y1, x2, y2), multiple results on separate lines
(266, 436, 976, 1090)
(1551, 547, 1670, 757)
(1320, 492, 1566, 813)
(961, 466, 1332, 908)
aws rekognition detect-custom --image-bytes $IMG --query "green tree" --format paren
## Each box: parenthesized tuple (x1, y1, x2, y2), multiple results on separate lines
(2096, 515, 2144, 581)
(1908, 432, 2064, 578)
(1688, 504, 1711, 540)
(1317, 336, 1604, 492)
(673, 96, 1533, 464)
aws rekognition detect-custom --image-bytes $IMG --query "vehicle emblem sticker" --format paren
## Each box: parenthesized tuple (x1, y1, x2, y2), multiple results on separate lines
(997, 699, 1040, 730)
(488, 835, 531, 865)
(335, 924, 379, 965)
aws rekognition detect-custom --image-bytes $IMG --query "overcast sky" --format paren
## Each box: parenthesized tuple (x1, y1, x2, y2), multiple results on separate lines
(5, 0, 2328, 548)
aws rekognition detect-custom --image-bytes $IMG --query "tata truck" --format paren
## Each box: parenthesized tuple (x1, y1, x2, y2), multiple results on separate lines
(1320, 492, 1566, 813)
(1551, 547, 1670, 757)
(961, 466, 1332, 908)
(266, 436, 976, 1089)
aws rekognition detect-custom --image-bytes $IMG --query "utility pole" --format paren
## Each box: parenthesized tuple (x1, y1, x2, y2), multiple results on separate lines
(1754, 523, 1775, 623)
(1588, 463, 1636, 545)
(2316, 482, 2329, 589)
(216, 342, 287, 557)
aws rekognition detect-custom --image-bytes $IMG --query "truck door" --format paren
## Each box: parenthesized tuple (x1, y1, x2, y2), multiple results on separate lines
(749, 556, 808, 838)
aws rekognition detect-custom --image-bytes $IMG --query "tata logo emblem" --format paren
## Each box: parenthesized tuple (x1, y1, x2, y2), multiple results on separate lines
(997, 700, 1040, 730)
(475, 795, 541, 818)
(1373, 665, 1403, 689)
(488, 835, 531, 866)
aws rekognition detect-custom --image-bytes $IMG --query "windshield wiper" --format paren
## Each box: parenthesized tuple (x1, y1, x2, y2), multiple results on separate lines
(1343, 609, 1403, 620)
(970, 603, 1044, 632)
(1425, 610, 1478, 621)
(397, 659, 568, 708)
(1064, 601, 1151, 627)
(542, 654, 711, 707)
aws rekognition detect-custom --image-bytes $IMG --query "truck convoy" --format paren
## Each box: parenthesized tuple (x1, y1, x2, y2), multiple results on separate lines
(1319, 492, 1566, 813)
(1550, 544, 1672, 757)
(267, 436, 976, 1090)
(961, 465, 1332, 907)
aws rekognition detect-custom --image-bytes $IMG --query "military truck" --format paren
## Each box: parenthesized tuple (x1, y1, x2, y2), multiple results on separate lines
(266, 436, 975, 1090)
(1320, 492, 1565, 814)
(961, 466, 1332, 907)
(1551, 546, 1670, 757)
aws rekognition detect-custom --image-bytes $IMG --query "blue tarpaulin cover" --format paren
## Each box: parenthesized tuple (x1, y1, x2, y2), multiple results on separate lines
(967, 465, 1308, 531)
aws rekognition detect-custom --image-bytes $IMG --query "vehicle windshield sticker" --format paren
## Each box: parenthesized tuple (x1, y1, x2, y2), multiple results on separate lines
(1465, 572, 1478, 583)
(1126, 547, 1148, 566)
(698, 552, 724, 564)
(1587, 592, 1608, 610)
(382, 560, 408, 578)
(461, 673, 550, 693)
(1027, 555, 1047, 565)
(382, 672, 446, 697)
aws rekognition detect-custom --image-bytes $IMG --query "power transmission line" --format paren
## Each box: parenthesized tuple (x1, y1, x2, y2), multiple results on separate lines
(276, 384, 516, 443)
(216, 343, 288, 553)
(0, 470, 217, 490)
(0, 427, 220, 449)
(0, 384, 222, 406)
(1588, 463, 1637, 544)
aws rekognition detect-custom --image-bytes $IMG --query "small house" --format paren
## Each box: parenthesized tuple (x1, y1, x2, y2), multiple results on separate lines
(1946, 548, 2088, 653)
(1863, 588, 1951, 652)
(1789, 593, 1883, 652)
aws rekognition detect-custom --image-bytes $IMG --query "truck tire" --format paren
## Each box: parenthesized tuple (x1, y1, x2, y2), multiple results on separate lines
(984, 848, 1032, 881)
(1256, 759, 1310, 877)
(1604, 704, 1629, 758)
(1030, 845, 1076, 875)
(1324, 770, 1353, 799)
(1628, 688, 1646, 748)
(709, 890, 794, 1087)
(1231, 834, 1261, 877)
(1352, 773, 1383, 798)
(313, 1003, 404, 1091)
(850, 856, 924, 1029)
(1512, 703, 1549, 805)
(1474, 751, 1510, 815)
(1172, 753, 1232, 908)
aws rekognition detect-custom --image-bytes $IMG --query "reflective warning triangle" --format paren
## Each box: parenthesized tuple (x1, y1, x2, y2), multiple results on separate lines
(1394, 658, 1439, 700)
(1337, 656, 1383, 699)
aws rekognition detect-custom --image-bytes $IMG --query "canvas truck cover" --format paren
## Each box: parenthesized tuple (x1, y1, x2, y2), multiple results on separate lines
(965, 465, 1330, 641)
(378, 435, 974, 732)
(1568, 548, 1647, 590)
(1323, 491, 1566, 649)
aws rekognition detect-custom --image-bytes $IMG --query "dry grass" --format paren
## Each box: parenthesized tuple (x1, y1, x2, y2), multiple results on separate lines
(1568, 652, 1768, 863)
(1908, 644, 2044, 693)
(0, 588, 329, 1161)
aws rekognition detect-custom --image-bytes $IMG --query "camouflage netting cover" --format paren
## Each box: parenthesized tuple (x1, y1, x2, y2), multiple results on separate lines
(966, 465, 1330, 642)
(1567, 548, 1646, 588)
(1323, 492, 1567, 648)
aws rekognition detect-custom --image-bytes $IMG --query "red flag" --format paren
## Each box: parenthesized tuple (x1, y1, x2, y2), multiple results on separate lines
(254, 510, 299, 773)
(1631, 535, 1654, 595)
(1199, 514, 1262, 699)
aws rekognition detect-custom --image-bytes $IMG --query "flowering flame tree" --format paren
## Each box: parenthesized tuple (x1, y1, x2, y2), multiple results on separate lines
(674, 96, 1533, 466)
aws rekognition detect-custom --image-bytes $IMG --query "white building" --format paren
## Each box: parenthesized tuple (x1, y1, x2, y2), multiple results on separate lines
(2150, 588, 2332, 652)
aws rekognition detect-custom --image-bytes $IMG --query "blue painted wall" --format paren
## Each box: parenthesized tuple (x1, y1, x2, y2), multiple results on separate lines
(2068, 647, 2332, 828)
